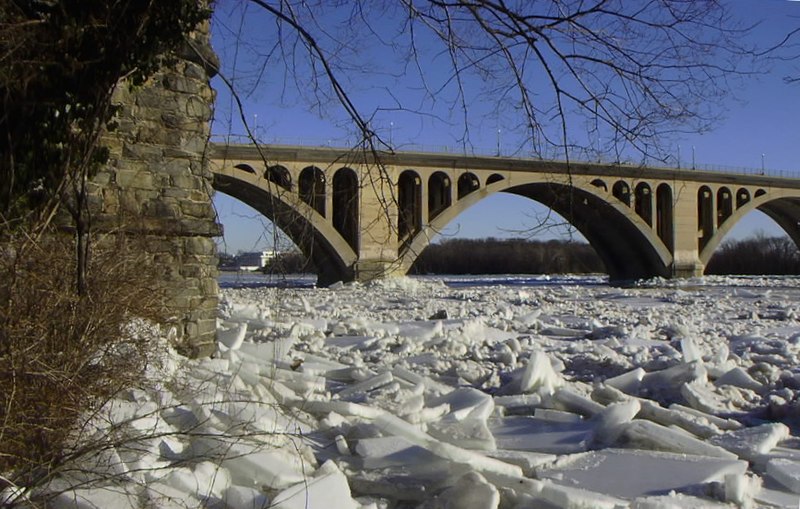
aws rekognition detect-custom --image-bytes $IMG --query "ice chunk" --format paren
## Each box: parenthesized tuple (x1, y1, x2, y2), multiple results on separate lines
(680, 337, 702, 363)
(296, 399, 385, 419)
(238, 336, 297, 364)
(551, 387, 604, 416)
(714, 367, 766, 393)
(604, 367, 645, 394)
(354, 436, 441, 469)
(373, 413, 522, 478)
(433, 472, 499, 509)
(488, 416, 592, 454)
(681, 382, 736, 414)
(709, 423, 789, 462)
(493, 393, 542, 413)
(539, 480, 627, 509)
(636, 400, 720, 439)
(767, 458, 800, 494)
(485, 450, 557, 476)
(622, 420, 737, 459)
(724, 473, 760, 507)
(428, 418, 497, 450)
(222, 446, 311, 489)
(221, 485, 270, 509)
(538, 448, 746, 500)
(336, 371, 394, 400)
(325, 335, 380, 350)
(145, 481, 203, 509)
(642, 361, 706, 389)
(517, 350, 564, 395)
(668, 404, 742, 431)
(49, 486, 142, 509)
(429, 387, 494, 421)
(218, 322, 247, 350)
(270, 461, 358, 509)
(590, 399, 640, 446)
(631, 493, 734, 508)
(534, 408, 583, 423)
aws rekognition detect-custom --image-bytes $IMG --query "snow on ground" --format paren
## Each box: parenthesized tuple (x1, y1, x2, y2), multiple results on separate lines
(17, 275, 800, 508)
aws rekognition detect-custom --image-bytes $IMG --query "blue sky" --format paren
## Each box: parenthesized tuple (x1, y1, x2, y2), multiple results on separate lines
(210, 1, 800, 255)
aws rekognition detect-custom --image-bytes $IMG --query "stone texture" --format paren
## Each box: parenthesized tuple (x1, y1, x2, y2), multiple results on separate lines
(91, 16, 219, 357)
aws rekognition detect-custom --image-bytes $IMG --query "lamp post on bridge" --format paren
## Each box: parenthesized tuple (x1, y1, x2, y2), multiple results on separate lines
(761, 153, 765, 175)
(497, 128, 502, 156)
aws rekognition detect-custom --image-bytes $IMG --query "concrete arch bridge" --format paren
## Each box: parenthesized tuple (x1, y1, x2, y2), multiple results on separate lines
(209, 144, 800, 286)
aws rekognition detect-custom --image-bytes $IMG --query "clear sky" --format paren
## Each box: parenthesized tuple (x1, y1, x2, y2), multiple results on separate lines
(210, 1, 800, 255)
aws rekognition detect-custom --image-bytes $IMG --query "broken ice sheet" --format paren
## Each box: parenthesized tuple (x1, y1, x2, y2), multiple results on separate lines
(538, 448, 747, 499)
(488, 416, 592, 454)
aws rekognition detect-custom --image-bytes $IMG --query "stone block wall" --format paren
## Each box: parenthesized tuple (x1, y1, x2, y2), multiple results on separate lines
(88, 24, 220, 357)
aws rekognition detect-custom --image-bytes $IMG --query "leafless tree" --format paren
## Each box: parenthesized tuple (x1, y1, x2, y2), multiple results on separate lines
(213, 0, 757, 163)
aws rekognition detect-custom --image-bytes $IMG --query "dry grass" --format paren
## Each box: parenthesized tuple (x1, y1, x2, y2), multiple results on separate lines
(0, 228, 169, 486)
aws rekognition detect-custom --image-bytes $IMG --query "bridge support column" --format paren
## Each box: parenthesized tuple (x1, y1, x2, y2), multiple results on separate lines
(352, 166, 405, 282)
(92, 20, 220, 357)
(671, 185, 704, 278)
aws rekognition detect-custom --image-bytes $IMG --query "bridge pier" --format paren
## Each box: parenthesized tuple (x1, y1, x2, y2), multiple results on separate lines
(670, 191, 706, 278)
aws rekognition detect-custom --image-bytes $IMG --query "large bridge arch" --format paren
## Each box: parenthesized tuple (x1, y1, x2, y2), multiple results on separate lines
(400, 177, 672, 280)
(212, 166, 357, 286)
(700, 192, 800, 265)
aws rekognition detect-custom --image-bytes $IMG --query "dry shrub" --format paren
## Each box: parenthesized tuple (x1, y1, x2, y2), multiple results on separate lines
(0, 227, 169, 485)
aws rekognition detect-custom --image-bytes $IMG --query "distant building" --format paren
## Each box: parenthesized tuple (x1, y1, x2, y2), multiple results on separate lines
(234, 250, 277, 271)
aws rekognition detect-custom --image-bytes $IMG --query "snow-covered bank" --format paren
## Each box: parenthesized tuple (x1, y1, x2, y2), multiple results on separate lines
(19, 276, 800, 508)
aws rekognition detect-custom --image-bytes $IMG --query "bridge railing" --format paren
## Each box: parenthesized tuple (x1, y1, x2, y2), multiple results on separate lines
(210, 134, 800, 180)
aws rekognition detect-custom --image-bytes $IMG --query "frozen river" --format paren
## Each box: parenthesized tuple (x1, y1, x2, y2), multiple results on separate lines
(34, 274, 800, 508)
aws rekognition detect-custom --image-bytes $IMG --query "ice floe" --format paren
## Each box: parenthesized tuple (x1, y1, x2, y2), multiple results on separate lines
(26, 275, 800, 508)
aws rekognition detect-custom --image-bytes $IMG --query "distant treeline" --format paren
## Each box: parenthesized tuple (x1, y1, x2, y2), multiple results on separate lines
(706, 236, 800, 275)
(240, 235, 800, 277)
(409, 238, 604, 275)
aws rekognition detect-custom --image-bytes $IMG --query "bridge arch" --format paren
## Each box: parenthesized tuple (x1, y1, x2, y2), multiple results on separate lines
(700, 193, 800, 265)
(212, 166, 357, 286)
(400, 177, 672, 280)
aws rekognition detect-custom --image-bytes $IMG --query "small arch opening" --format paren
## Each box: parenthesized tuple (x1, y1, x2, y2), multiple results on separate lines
(656, 183, 673, 250)
(266, 165, 291, 190)
(299, 166, 326, 217)
(487, 174, 504, 185)
(332, 168, 359, 251)
(457, 173, 480, 199)
(634, 182, 653, 226)
(428, 171, 452, 220)
(698, 185, 714, 251)
(234, 163, 256, 174)
(717, 187, 733, 226)
(591, 179, 608, 192)
(398, 170, 422, 243)
(736, 188, 750, 209)
(612, 181, 631, 206)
